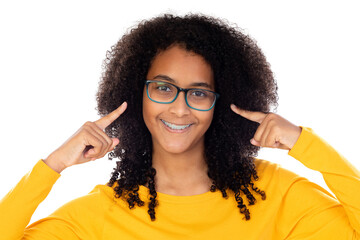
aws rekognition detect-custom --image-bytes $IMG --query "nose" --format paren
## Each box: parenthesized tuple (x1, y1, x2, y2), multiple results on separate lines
(168, 91, 191, 117)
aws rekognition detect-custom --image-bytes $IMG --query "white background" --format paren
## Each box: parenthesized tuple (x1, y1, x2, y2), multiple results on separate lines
(0, 0, 359, 224)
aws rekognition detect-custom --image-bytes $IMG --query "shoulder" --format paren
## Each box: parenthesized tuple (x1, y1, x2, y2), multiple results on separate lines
(253, 158, 300, 180)
(253, 158, 309, 196)
(253, 158, 298, 181)
(23, 184, 117, 238)
(48, 184, 117, 223)
(253, 158, 335, 201)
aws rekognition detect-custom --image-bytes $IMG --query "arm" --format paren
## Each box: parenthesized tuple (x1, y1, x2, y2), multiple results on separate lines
(0, 102, 127, 239)
(0, 160, 79, 239)
(281, 127, 360, 238)
(230, 105, 360, 238)
(0, 160, 105, 239)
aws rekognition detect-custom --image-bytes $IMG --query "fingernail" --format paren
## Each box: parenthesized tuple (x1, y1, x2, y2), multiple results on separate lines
(119, 102, 126, 108)
(113, 138, 120, 145)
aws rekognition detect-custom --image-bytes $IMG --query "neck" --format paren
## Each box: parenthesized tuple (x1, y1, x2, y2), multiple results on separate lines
(151, 143, 212, 196)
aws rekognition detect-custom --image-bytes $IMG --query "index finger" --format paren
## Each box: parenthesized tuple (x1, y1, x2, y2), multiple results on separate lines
(230, 104, 267, 123)
(95, 102, 127, 130)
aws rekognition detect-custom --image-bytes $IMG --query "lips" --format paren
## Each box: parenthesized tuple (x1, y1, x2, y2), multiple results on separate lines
(161, 119, 192, 131)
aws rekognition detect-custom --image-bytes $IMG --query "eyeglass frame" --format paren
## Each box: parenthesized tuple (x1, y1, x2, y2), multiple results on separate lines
(144, 80, 220, 111)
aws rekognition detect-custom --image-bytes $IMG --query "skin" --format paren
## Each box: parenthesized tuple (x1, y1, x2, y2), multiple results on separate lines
(231, 105, 302, 150)
(44, 45, 302, 197)
(44, 102, 128, 173)
(143, 45, 215, 195)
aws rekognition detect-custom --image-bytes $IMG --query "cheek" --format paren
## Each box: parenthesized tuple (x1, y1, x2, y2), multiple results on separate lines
(142, 89, 162, 129)
(142, 90, 152, 126)
(207, 114, 214, 128)
(199, 110, 214, 131)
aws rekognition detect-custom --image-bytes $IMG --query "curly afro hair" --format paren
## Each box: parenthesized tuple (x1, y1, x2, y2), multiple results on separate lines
(96, 13, 278, 221)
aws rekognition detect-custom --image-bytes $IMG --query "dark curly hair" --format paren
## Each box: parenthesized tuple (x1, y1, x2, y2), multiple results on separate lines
(96, 13, 278, 221)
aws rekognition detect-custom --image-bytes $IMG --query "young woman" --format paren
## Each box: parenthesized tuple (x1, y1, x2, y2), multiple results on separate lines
(1, 14, 359, 239)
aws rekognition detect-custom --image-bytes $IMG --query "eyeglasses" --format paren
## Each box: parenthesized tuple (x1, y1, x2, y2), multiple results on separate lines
(145, 80, 220, 111)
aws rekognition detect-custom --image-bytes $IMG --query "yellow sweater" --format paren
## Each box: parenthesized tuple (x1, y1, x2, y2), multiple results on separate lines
(1, 127, 359, 239)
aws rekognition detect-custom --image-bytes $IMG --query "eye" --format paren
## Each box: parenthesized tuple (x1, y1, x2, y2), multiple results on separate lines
(157, 86, 170, 91)
(155, 83, 172, 92)
(191, 90, 207, 97)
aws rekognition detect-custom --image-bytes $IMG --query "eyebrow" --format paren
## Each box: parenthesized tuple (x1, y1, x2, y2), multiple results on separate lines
(153, 74, 213, 89)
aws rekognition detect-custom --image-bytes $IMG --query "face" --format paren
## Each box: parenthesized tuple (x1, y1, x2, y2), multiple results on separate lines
(143, 45, 215, 155)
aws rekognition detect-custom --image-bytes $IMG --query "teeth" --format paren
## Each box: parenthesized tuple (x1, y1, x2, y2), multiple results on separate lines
(161, 120, 191, 130)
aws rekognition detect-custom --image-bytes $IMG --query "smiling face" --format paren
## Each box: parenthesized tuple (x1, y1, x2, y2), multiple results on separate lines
(143, 45, 215, 155)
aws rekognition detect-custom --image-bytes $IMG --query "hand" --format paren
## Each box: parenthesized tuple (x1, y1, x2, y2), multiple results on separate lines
(44, 102, 127, 173)
(230, 104, 301, 150)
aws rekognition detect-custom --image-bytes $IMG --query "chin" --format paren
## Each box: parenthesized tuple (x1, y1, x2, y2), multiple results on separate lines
(162, 143, 192, 154)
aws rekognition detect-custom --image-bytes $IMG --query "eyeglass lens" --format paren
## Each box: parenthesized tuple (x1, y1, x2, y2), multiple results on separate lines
(147, 81, 216, 110)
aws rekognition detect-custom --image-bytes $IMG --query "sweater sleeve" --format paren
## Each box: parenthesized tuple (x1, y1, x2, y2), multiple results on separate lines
(0, 160, 80, 240)
(277, 127, 360, 239)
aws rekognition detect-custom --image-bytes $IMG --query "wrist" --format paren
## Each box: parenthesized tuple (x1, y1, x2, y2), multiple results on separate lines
(43, 154, 67, 173)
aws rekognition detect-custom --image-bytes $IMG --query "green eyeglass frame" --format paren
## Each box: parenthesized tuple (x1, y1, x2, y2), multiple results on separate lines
(144, 80, 220, 111)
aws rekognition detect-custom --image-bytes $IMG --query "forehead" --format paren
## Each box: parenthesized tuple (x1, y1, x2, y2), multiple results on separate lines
(146, 45, 214, 89)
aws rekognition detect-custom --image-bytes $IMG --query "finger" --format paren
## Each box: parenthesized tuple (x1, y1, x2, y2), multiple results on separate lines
(230, 104, 267, 123)
(82, 126, 114, 159)
(83, 122, 111, 158)
(260, 119, 276, 147)
(264, 129, 289, 150)
(87, 122, 120, 156)
(252, 116, 270, 145)
(250, 138, 260, 146)
(82, 132, 105, 159)
(95, 102, 127, 130)
(86, 127, 111, 158)
(263, 127, 278, 147)
(109, 138, 120, 152)
(90, 122, 114, 152)
(88, 126, 120, 156)
(87, 137, 119, 158)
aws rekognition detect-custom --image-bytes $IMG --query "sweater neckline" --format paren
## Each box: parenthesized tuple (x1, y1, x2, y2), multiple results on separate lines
(138, 185, 221, 204)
